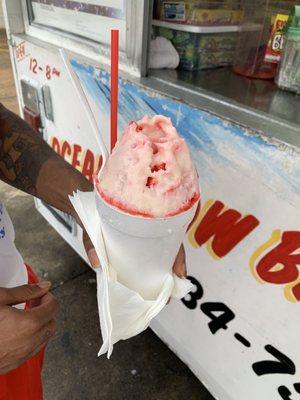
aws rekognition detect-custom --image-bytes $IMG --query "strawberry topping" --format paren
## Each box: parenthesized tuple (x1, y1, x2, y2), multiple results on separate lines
(146, 177, 157, 187)
(151, 163, 166, 173)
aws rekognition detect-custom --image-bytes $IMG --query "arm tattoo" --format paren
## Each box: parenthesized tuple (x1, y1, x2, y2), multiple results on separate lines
(0, 103, 58, 195)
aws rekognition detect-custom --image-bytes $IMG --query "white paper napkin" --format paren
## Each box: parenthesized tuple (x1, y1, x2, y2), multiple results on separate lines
(149, 37, 180, 69)
(70, 191, 193, 358)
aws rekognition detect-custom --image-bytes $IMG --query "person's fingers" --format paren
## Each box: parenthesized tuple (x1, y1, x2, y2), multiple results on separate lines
(0, 282, 51, 306)
(27, 296, 42, 309)
(26, 292, 59, 329)
(19, 320, 56, 368)
(82, 229, 100, 269)
(31, 319, 56, 352)
(22, 342, 46, 366)
(173, 244, 187, 278)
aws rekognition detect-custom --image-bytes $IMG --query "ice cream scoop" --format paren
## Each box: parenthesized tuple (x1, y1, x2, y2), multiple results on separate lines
(95, 115, 199, 218)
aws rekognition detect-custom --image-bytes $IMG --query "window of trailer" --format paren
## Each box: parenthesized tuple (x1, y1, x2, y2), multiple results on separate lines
(26, 0, 126, 50)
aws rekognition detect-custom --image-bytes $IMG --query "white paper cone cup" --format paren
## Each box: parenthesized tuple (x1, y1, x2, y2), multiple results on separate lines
(95, 192, 198, 301)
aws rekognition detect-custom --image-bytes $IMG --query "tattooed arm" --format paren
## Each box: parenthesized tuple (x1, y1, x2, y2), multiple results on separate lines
(0, 104, 187, 275)
(0, 103, 92, 211)
(0, 103, 99, 267)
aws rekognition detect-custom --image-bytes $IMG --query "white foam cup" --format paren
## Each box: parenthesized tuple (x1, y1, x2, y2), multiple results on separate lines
(95, 192, 199, 301)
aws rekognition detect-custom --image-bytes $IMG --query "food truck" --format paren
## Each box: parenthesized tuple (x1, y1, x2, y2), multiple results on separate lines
(2, 1, 300, 399)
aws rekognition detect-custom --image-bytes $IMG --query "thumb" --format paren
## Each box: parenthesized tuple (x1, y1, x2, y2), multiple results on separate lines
(0, 281, 51, 306)
(173, 244, 187, 278)
(82, 229, 100, 269)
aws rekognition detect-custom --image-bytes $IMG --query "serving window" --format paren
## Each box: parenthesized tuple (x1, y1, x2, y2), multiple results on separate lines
(26, 0, 126, 49)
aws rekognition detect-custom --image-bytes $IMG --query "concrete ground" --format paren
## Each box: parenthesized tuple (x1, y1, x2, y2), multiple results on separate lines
(0, 30, 215, 399)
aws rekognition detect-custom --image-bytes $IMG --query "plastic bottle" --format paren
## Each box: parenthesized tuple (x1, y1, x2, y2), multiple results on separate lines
(276, 6, 300, 93)
(233, 0, 297, 79)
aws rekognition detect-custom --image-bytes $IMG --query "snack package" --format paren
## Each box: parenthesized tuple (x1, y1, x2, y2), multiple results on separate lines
(70, 115, 200, 357)
(264, 13, 289, 64)
(157, 1, 243, 26)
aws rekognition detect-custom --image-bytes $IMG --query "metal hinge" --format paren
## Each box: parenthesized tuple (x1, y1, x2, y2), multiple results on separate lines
(7, 36, 16, 47)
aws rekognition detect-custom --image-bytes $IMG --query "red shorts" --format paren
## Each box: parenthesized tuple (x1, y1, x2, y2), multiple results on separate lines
(0, 266, 45, 400)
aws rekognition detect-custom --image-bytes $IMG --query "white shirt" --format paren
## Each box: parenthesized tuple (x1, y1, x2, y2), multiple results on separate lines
(0, 202, 27, 293)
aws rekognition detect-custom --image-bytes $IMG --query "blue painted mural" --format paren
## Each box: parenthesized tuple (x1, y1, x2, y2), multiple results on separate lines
(70, 60, 300, 400)
(71, 60, 300, 204)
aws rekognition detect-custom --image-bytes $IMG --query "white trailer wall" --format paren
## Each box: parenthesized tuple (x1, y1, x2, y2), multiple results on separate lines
(0, 4, 5, 29)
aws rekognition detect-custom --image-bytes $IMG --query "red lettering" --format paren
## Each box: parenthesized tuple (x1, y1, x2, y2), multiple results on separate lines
(52, 67, 60, 77)
(292, 282, 300, 301)
(16, 42, 25, 61)
(46, 65, 51, 80)
(81, 149, 95, 182)
(61, 141, 71, 158)
(194, 201, 259, 258)
(97, 155, 103, 174)
(72, 144, 82, 169)
(51, 137, 60, 154)
(30, 57, 38, 74)
(256, 231, 300, 285)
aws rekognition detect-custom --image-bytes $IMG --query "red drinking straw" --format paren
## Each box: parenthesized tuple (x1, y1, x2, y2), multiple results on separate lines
(110, 29, 119, 152)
